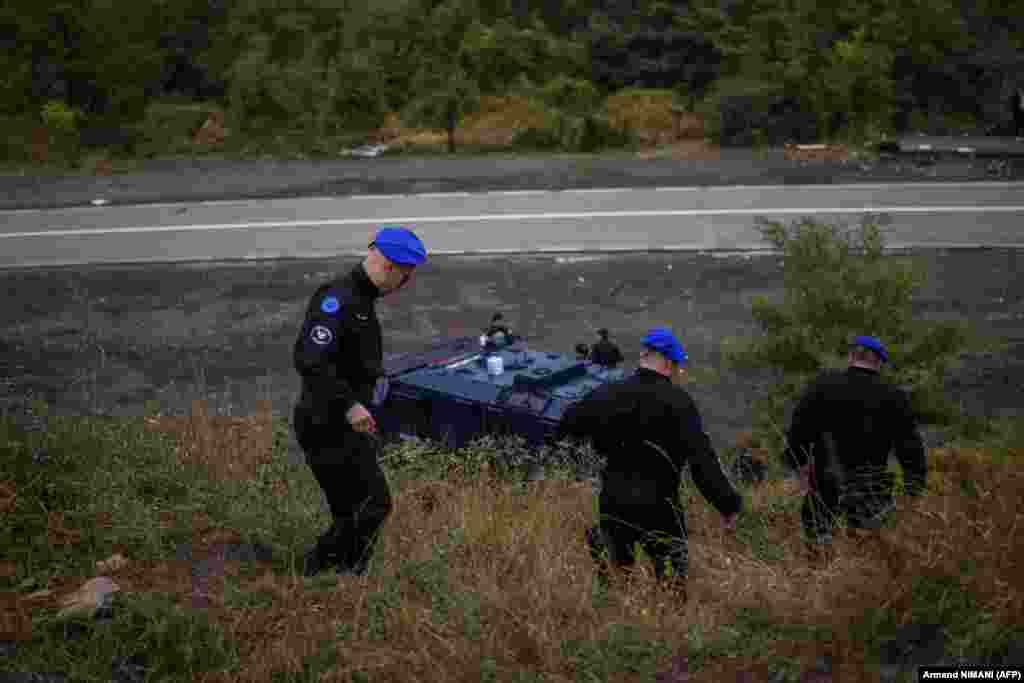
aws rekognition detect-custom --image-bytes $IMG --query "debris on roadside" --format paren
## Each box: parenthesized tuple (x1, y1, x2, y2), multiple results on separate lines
(782, 143, 853, 163)
(191, 111, 229, 147)
(342, 144, 390, 158)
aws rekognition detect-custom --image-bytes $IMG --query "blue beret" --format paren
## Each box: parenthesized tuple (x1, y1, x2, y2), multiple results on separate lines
(852, 335, 888, 363)
(641, 327, 688, 364)
(372, 226, 427, 266)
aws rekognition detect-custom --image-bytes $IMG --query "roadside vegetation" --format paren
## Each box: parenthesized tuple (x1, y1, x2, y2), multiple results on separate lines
(3, 217, 1022, 681)
(2, 401, 1022, 681)
(3, 0, 1021, 172)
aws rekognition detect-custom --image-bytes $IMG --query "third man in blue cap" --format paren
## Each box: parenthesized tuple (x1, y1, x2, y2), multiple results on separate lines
(557, 326, 742, 599)
(784, 333, 927, 553)
(291, 225, 427, 576)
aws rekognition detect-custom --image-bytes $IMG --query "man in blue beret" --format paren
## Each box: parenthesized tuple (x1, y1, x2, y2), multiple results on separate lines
(785, 334, 928, 552)
(291, 226, 427, 576)
(557, 327, 742, 599)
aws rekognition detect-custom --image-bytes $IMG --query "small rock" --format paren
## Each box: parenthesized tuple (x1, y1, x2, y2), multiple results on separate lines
(58, 576, 119, 619)
(95, 553, 128, 573)
(224, 542, 274, 563)
(25, 590, 53, 601)
(111, 654, 147, 683)
(524, 463, 547, 482)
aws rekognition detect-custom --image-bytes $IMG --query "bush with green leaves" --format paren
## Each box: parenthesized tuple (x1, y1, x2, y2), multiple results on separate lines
(724, 216, 972, 455)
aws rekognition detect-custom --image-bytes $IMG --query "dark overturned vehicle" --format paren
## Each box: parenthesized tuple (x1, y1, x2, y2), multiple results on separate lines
(370, 332, 768, 486)
(371, 333, 625, 451)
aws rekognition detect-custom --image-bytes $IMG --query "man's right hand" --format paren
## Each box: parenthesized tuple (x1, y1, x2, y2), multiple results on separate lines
(346, 403, 377, 434)
(798, 464, 813, 496)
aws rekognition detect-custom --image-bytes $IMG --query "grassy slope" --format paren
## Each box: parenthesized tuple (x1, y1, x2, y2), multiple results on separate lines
(2, 398, 1021, 682)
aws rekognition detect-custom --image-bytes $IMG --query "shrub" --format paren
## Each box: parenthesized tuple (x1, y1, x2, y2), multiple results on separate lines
(512, 126, 563, 150)
(724, 216, 971, 454)
(699, 77, 820, 146)
(537, 76, 601, 115)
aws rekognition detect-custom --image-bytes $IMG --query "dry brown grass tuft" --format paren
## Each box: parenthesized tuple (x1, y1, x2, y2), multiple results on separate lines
(459, 96, 557, 146)
(144, 399, 276, 483)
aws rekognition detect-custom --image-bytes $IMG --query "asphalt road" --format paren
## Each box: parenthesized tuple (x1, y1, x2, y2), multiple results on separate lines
(2, 154, 1022, 456)
(3, 182, 1023, 268)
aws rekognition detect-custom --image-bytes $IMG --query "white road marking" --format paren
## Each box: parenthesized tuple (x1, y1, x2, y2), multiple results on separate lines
(3, 205, 1023, 239)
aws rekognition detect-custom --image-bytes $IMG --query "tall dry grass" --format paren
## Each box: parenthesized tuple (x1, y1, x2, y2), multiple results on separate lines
(4, 401, 1021, 681)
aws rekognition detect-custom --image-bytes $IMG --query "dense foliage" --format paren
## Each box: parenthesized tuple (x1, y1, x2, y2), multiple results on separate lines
(3, 0, 1023, 151)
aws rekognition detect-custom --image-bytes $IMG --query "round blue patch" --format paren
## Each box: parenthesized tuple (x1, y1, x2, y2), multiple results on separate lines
(320, 295, 340, 314)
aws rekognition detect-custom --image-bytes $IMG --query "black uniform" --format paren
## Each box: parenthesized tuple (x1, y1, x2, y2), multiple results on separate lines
(785, 366, 927, 543)
(292, 263, 390, 574)
(558, 368, 743, 583)
(590, 338, 624, 368)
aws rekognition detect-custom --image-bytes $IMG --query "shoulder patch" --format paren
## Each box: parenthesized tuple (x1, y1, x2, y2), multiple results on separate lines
(320, 295, 342, 314)
(309, 324, 334, 346)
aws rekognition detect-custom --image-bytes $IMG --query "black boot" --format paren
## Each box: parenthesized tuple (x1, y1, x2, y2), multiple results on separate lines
(301, 546, 335, 577)
(301, 523, 343, 577)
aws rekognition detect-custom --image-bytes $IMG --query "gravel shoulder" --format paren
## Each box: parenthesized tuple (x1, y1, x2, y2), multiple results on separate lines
(2, 250, 1021, 458)
(1, 149, 1018, 211)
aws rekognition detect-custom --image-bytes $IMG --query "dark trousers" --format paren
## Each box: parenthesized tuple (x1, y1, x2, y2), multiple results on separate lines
(1015, 108, 1024, 137)
(293, 408, 393, 571)
(586, 503, 689, 590)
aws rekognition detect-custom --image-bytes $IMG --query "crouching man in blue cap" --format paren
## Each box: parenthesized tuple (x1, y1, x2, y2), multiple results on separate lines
(292, 226, 427, 576)
(785, 335, 928, 552)
(557, 327, 742, 598)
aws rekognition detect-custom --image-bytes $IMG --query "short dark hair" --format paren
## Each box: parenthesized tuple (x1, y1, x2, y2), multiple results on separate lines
(492, 313, 503, 321)
(597, 328, 609, 339)
(850, 346, 883, 365)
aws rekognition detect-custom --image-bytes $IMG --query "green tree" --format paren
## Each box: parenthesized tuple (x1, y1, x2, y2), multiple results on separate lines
(0, 0, 164, 123)
(225, 0, 393, 134)
(817, 26, 896, 140)
(725, 216, 970, 453)
(400, 0, 580, 152)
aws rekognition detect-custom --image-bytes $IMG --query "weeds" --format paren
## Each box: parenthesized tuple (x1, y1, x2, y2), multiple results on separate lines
(2, 396, 1021, 681)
